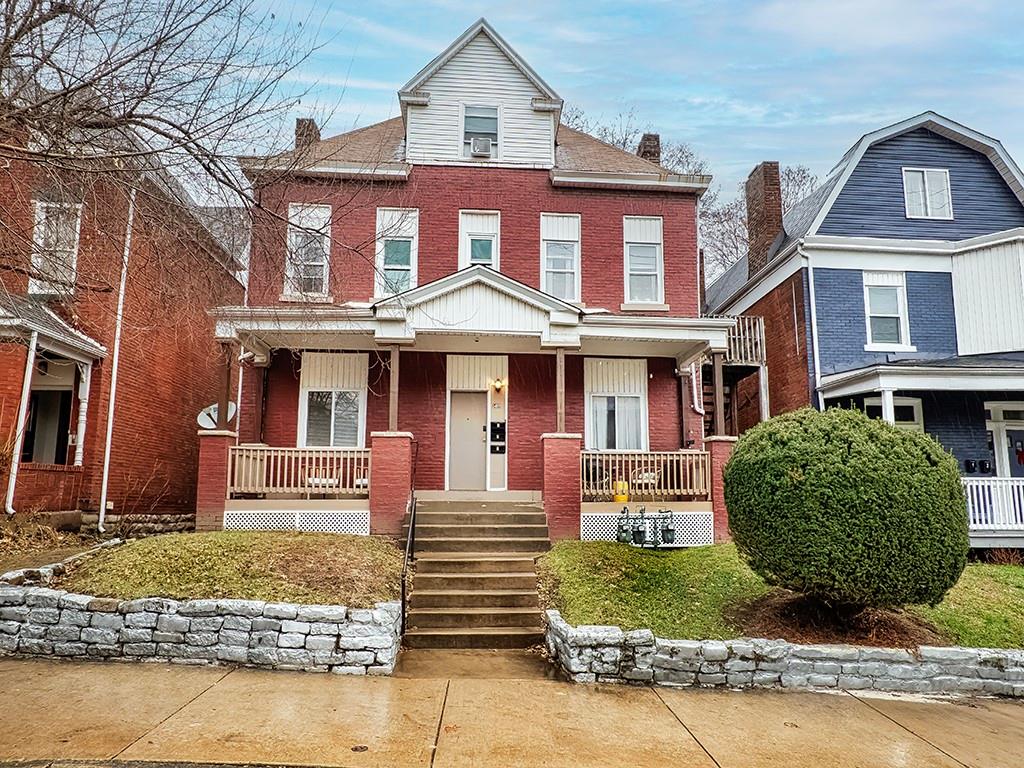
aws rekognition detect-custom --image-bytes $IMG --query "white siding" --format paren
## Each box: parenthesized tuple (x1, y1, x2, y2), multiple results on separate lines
(447, 354, 508, 390)
(623, 216, 663, 243)
(410, 281, 548, 334)
(540, 213, 581, 240)
(300, 352, 368, 391)
(584, 358, 647, 396)
(952, 241, 1024, 355)
(458, 210, 500, 269)
(405, 32, 554, 167)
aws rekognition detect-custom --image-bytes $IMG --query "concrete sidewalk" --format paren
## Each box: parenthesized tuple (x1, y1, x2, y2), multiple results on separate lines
(1, 656, 1021, 767)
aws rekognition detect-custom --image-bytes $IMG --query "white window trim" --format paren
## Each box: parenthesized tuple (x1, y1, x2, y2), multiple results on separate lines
(458, 209, 501, 270)
(459, 102, 501, 160)
(584, 392, 650, 452)
(284, 203, 332, 299)
(902, 167, 954, 220)
(863, 271, 915, 352)
(623, 216, 665, 305)
(864, 396, 924, 432)
(29, 201, 83, 295)
(540, 212, 582, 302)
(296, 388, 367, 449)
(375, 207, 419, 297)
(985, 400, 1024, 477)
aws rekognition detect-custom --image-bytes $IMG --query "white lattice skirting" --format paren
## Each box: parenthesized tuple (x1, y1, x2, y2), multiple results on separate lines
(580, 512, 714, 547)
(223, 509, 371, 535)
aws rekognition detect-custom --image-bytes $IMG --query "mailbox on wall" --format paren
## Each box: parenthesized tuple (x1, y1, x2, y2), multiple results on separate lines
(490, 421, 506, 442)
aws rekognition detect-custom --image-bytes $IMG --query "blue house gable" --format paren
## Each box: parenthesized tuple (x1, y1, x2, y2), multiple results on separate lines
(818, 127, 1024, 240)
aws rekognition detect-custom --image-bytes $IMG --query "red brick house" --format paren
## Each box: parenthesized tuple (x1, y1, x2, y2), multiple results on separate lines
(200, 18, 742, 552)
(0, 155, 245, 533)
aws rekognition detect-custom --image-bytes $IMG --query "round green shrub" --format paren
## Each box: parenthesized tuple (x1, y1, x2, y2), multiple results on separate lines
(723, 407, 968, 608)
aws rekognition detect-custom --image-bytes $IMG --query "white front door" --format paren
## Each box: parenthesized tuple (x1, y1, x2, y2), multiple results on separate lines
(449, 391, 488, 490)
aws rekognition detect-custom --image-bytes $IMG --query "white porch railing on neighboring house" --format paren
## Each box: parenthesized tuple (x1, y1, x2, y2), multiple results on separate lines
(962, 478, 1024, 531)
(726, 315, 766, 366)
(227, 446, 371, 499)
(581, 450, 711, 502)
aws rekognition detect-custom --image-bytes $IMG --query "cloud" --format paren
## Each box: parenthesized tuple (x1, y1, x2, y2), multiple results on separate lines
(282, 72, 399, 92)
(328, 11, 446, 54)
(751, 0, 995, 52)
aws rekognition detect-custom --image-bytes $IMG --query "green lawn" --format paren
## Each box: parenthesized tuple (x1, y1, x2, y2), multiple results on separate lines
(538, 541, 1024, 648)
(537, 541, 769, 639)
(62, 531, 402, 607)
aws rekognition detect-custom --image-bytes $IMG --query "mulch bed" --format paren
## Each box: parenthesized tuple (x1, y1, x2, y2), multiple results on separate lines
(729, 590, 946, 648)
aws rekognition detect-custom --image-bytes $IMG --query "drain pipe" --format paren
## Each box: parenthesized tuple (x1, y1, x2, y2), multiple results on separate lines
(97, 187, 137, 533)
(5, 331, 38, 516)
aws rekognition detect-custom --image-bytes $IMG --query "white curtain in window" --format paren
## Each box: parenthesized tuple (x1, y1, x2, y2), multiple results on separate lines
(617, 396, 643, 450)
(590, 395, 612, 450)
(926, 169, 952, 218)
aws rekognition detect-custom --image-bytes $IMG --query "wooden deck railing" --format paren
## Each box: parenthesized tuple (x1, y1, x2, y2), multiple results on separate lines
(227, 445, 371, 499)
(580, 450, 711, 502)
(726, 315, 766, 365)
(962, 478, 1024, 530)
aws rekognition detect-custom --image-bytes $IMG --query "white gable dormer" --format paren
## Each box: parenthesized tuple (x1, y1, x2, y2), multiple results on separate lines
(399, 19, 562, 168)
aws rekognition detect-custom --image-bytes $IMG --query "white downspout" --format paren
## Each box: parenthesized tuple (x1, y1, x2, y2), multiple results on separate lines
(97, 187, 136, 533)
(689, 363, 706, 416)
(5, 331, 38, 515)
(803, 247, 825, 409)
(73, 361, 92, 466)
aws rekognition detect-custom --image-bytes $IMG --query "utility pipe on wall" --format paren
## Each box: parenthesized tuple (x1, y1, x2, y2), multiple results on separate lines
(97, 187, 136, 533)
(5, 331, 38, 515)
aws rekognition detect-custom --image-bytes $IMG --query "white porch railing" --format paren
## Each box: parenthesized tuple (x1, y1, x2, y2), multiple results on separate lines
(581, 450, 711, 502)
(962, 478, 1024, 530)
(726, 315, 766, 366)
(228, 446, 371, 499)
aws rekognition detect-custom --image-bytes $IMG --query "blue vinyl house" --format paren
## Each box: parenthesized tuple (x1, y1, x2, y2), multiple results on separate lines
(707, 112, 1024, 547)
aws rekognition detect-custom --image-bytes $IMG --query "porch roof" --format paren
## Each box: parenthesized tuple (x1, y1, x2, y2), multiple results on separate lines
(213, 266, 734, 364)
(820, 354, 1024, 398)
(0, 294, 106, 362)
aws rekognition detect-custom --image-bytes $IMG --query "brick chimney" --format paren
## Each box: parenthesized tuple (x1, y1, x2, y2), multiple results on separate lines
(745, 161, 783, 278)
(294, 118, 320, 150)
(637, 132, 661, 165)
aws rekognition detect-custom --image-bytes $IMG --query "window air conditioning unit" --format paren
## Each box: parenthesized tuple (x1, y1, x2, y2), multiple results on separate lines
(470, 137, 493, 157)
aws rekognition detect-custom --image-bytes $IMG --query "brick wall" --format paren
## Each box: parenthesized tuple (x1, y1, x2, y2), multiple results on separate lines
(542, 434, 582, 540)
(12, 465, 83, 512)
(248, 166, 700, 317)
(0, 168, 244, 519)
(369, 432, 413, 535)
(735, 270, 812, 431)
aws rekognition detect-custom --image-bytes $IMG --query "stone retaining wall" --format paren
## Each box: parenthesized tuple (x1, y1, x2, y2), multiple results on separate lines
(545, 611, 1024, 697)
(0, 554, 400, 675)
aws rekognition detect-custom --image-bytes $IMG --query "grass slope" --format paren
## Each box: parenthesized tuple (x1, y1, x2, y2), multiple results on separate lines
(538, 541, 768, 639)
(63, 531, 402, 607)
(539, 541, 1024, 648)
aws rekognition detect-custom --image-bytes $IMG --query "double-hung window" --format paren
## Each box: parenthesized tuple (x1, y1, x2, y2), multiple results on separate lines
(863, 271, 913, 350)
(299, 353, 367, 448)
(541, 213, 581, 302)
(584, 358, 648, 451)
(463, 105, 498, 157)
(459, 210, 500, 269)
(304, 390, 362, 447)
(29, 201, 82, 295)
(623, 216, 664, 305)
(285, 203, 331, 297)
(376, 208, 418, 296)
(902, 168, 952, 219)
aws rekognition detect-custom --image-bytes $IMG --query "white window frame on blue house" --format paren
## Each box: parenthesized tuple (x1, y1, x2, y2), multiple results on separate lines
(863, 271, 915, 353)
(902, 167, 953, 220)
(864, 395, 924, 432)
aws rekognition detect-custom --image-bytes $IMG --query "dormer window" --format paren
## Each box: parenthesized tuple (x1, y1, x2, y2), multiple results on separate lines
(902, 168, 952, 220)
(463, 105, 498, 158)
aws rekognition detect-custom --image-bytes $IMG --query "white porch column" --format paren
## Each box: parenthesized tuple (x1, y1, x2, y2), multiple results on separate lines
(388, 345, 400, 432)
(73, 361, 92, 466)
(879, 388, 896, 425)
(5, 331, 38, 515)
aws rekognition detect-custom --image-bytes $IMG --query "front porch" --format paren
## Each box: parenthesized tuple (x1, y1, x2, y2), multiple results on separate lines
(822, 360, 1024, 547)
(199, 266, 739, 541)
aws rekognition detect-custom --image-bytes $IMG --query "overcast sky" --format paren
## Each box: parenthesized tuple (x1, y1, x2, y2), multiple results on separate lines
(276, 0, 1024, 197)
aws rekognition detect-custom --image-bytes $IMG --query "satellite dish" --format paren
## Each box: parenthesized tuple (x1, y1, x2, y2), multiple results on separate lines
(197, 401, 237, 429)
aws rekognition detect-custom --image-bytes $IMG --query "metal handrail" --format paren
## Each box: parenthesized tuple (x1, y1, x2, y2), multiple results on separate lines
(400, 439, 419, 637)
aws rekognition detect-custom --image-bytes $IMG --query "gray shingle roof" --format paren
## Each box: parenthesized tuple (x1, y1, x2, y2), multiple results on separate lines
(0, 294, 106, 359)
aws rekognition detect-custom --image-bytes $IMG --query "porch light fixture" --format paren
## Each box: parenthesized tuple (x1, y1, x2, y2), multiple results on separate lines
(490, 377, 505, 392)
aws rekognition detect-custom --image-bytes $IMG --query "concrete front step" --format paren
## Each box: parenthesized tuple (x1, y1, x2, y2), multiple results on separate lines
(415, 555, 539, 574)
(414, 524, 550, 539)
(416, 501, 543, 513)
(409, 589, 540, 609)
(406, 607, 544, 629)
(414, 537, 550, 553)
(412, 511, 549, 526)
(413, 572, 538, 590)
(403, 627, 544, 649)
